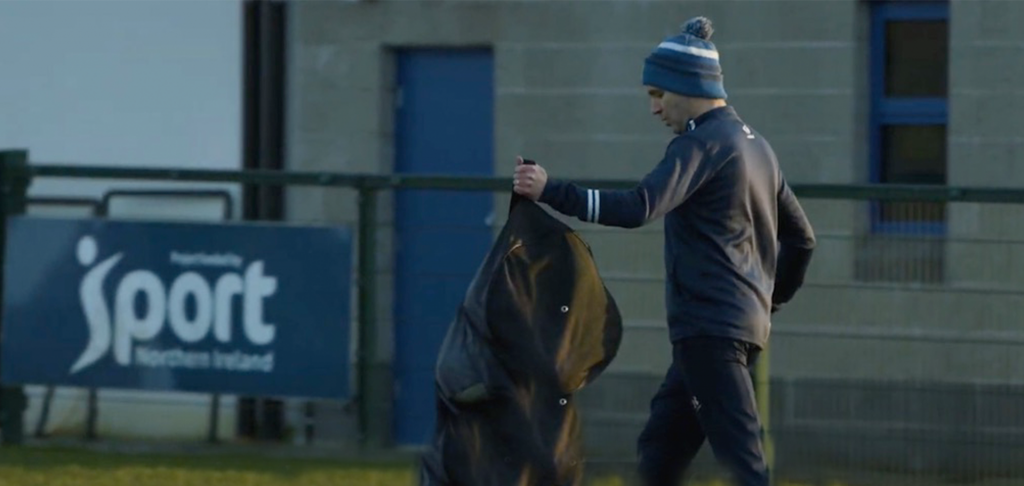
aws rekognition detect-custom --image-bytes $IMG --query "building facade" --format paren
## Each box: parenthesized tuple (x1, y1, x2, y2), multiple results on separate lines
(286, 0, 1024, 478)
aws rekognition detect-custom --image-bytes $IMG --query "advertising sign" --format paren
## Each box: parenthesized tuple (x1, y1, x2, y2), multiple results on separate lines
(0, 216, 352, 399)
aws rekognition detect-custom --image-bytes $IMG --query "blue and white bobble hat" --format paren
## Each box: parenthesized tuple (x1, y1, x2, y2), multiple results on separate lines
(642, 16, 727, 100)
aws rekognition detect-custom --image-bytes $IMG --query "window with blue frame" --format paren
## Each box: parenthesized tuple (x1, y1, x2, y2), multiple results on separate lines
(869, 1, 949, 234)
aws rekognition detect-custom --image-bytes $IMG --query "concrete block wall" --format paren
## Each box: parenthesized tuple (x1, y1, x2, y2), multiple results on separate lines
(948, 0, 1024, 286)
(948, 0, 1024, 189)
(286, 0, 862, 366)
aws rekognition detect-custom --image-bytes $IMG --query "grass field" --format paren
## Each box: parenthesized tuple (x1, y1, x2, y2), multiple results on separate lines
(0, 445, 838, 486)
(2, 446, 1017, 486)
(0, 446, 416, 486)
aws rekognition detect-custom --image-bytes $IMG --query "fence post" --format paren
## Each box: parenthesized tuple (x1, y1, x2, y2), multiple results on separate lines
(357, 186, 388, 448)
(0, 150, 31, 446)
(755, 343, 774, 484)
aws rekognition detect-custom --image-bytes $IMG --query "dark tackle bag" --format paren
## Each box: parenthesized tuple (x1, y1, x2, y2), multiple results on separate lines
(419, 167, 624, 486)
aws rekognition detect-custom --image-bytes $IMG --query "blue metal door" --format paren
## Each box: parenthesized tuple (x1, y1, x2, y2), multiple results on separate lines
(392, 49, 494, 446)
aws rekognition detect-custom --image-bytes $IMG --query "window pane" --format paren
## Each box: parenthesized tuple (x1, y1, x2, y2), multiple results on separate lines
(885, 20, 948, 97)
(880, 124, 946, 223)
(882, 125, 946, 184)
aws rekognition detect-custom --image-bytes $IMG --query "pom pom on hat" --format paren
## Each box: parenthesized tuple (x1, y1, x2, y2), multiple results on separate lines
(682, 16, 713, 41)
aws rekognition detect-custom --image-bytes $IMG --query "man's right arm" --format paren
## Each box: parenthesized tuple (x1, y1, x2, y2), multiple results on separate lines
(772, 175, 816, 310)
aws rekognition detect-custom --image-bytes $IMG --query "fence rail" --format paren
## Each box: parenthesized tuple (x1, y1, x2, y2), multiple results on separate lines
(28, 162, 1024, 202)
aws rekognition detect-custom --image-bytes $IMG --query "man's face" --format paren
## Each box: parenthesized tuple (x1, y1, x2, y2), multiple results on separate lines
(646, 86, 689, 133)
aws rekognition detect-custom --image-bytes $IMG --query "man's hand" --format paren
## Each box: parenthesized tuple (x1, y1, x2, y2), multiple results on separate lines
(513, 156, 548, 201)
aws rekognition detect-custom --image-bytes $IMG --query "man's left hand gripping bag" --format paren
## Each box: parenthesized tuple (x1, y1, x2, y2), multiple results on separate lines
(419, 197, 624, 486)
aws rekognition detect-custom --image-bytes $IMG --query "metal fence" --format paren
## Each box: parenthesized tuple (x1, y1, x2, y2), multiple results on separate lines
(764, 196, 1024, 486)
(3, 149, 1024, 485)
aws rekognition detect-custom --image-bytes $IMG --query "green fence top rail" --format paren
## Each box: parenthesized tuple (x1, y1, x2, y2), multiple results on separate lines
(18, 163, 1024, 203)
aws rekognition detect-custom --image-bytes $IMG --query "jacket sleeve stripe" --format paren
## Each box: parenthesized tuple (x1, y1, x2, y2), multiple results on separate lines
(589, 189, 598, 223)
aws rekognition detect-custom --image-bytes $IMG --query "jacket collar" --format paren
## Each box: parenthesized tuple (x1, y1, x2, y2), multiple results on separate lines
(685, 105, 737, 132)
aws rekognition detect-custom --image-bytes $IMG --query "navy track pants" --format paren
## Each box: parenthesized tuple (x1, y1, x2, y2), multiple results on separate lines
(636, 336, 770, 486)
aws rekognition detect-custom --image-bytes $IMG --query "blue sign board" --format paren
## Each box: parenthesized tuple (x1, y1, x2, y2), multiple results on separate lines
(0, 216, 352, 399)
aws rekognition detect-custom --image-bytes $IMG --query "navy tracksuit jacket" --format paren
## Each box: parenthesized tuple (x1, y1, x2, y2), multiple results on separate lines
(538, 105, 816, 485)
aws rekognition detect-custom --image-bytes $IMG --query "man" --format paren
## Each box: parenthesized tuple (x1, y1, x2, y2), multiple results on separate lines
(511, 16, 816, 486)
